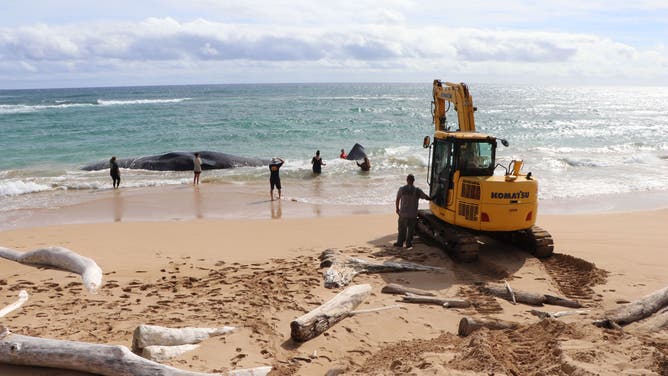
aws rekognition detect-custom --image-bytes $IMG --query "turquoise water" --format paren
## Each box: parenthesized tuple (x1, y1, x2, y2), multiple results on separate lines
(1, 83, 668, 213)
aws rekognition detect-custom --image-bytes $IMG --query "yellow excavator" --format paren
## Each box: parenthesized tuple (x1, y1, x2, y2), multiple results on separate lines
(416, 80, 553, 261)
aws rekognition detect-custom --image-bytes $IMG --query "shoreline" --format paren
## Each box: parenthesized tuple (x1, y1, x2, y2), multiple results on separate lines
(2, 181, 668, 231)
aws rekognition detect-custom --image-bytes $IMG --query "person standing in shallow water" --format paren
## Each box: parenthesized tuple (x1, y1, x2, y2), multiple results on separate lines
(357, 156, 371, 171)
(109, 156, 120, 189)
(269, 157, 284, 200)
(395, 174, 430, 249)
(311, 150, 326, 174)
(193, 152, 202, 185)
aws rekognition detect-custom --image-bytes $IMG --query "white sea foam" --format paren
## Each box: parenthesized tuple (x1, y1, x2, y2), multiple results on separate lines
(0, 103, 95, 114)
(0, 98, 191, 114)
(0, 181, 52, 196)
(96, 98, 191, 106)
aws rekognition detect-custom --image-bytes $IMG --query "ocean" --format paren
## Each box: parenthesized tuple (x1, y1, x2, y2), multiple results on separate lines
(1, 83, 667, 225)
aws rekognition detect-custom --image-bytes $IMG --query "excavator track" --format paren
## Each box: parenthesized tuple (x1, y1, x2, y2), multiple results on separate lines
(416, 210, 554, 261)
(492, 225, 555, 258)
(416, 210, 479, 262)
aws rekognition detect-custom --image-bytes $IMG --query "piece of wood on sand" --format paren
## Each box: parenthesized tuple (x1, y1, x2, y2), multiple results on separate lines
(381, 283, 436, 296)
(132, 325, 236, 362)
(0, 326, 271, 376)
(529, 309, 590, 319)
(320, 249, 445, 288)
(400, 293, 471, 308)
(0, 246, 102, 293)
(594, 285, 668, 329)
(291, 284, 372, 342)
(457, 316, 519, 337)
(633, 307, 668, 332)
(0, 290, 29, 319)
(132, 324, 236, 352)
(477, 282, 582, 308)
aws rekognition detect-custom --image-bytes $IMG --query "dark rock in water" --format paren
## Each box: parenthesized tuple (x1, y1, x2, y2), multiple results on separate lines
(345, 143, 367, 161)
(82, 151, 269, 171)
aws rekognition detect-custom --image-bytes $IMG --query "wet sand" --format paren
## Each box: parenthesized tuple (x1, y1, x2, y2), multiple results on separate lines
(0, 191, 667, 375)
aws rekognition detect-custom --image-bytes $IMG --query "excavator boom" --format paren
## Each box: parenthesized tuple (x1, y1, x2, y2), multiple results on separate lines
(432, 80, 476, 132)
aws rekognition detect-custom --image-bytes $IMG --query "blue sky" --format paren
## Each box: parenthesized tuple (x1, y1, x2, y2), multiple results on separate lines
(1, 1, 667, 88)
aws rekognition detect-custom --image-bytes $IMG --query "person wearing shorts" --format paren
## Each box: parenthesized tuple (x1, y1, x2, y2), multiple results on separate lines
(193, 152, 202, 185)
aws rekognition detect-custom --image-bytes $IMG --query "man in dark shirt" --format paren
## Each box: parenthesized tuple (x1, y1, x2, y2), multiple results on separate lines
(395, 174, 430, 249)
(269, 157, 284, 200)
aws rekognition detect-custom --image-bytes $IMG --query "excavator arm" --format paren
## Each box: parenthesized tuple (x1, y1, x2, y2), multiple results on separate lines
(432, 80, 476, 132)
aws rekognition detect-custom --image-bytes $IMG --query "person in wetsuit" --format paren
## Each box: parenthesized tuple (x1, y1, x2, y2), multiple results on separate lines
(109, 156, 121, 189)
(269, 157, 284, 200)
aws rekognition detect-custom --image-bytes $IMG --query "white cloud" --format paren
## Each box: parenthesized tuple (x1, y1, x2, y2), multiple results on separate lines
(0, 16, 666, 87)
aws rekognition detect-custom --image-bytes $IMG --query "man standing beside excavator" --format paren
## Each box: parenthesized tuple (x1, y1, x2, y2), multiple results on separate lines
(394, 174, 431, 249)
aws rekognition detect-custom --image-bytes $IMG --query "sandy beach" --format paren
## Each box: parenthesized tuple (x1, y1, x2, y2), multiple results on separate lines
(0, 189, 667, 375)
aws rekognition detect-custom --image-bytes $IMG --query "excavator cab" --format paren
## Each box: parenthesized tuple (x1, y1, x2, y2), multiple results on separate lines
(428, 137, 497, 207)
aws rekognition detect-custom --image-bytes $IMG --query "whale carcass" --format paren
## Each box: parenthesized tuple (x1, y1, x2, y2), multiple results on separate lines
(82, 151, 269, 171)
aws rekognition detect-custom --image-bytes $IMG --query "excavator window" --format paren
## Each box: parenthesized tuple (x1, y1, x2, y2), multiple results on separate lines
(456, 141, 495, 177)
(430, 139, 454, 206)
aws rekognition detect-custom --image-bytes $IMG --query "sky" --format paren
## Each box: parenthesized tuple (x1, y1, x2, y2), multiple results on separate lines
(0, 0, 667, 89)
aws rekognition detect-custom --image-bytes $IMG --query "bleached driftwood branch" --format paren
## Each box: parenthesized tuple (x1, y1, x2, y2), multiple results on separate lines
(132, 325, 236, 362)
(0, 290, 29, 318)
(142, 344, 200, 363)
(400, 293, 471, 308)
(349, 305, 402, 315)
(594, 285, 668, 328)
(320, 249, 445, 288)
(132, 325, 235, 352)
(0, 246, 102, 293)
(0, 326, 271, 376)
(457, 316, 518, 337)
(529, 309, 590, 319)
(504, 280, 516, 305)
(227, 367, 272, 376)
(477, 282, 582, 308)
(291, 284, 371, 342)
(381, 283, 436, 296)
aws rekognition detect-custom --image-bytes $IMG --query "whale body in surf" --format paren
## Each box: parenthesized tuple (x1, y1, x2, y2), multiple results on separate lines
(82, 151, 269, 171)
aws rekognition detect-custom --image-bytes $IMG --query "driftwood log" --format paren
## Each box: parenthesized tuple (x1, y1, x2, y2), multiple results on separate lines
(0, 290, 29, 318)
(594, 285, 668, 328)
(291, 284, 371, 342)
(0, 326, 271, 376)
(142, 344, 201, 363)
(529, 309, 590, 319)
(320, 249, 445, 288)
(634, 307, 668, 332)
(457, 316, 518, 336)
(132, 325, 236, 362)
(132, 324, 236, 353)
(0, 246, 102, 293)
(381, 283, 436, 296)
(478, 282, 582, 308)
(400, 293, 471, 308)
